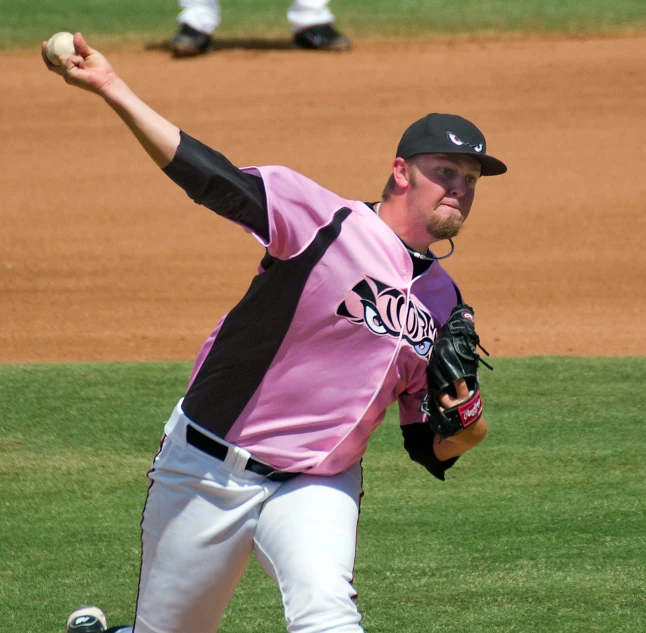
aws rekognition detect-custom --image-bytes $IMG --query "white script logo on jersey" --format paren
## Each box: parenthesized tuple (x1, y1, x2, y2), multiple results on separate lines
(336, 276, 436, 358)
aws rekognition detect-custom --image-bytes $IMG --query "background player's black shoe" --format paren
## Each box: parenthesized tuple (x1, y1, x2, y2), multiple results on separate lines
(66, 606, 108, 633)
(293, 24, 351, 51)
(170, 24, 213, 57)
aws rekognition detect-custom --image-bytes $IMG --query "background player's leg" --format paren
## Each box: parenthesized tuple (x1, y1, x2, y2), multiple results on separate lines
(134, 438, 280, 633)
(254, 462, 364, 633)
(287, 0, 351, 50)
(171, 0, 220, 56)
(177, 0, 221, 34)
(287, 0, 334, 31)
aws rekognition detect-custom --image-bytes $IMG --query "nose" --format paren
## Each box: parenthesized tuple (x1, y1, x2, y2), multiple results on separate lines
(449, 177, 468, 198)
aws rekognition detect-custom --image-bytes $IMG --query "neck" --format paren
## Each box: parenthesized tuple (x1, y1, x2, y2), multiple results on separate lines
(374, 200, 455, 262)
(375, 200, 435, 253)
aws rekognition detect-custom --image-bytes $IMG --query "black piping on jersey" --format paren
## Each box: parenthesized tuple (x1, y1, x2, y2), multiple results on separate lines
(182, 207, 353, 437)
(453, 283, 463, 304)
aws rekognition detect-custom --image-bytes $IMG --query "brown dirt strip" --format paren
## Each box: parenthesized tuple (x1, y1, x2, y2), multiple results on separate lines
(1, 35, 644, 362)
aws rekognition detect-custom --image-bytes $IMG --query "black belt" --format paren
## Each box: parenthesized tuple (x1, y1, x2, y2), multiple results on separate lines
(186, 425, 299, 482)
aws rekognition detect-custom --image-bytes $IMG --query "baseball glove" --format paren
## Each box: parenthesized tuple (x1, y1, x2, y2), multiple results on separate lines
(420, 304, 492, 438)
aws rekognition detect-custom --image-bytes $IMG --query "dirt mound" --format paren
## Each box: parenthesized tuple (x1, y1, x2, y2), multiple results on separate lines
(2, 35, 644, 362)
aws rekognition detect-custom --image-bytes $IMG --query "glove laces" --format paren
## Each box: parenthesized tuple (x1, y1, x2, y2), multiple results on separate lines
(471, 334, 494, 371)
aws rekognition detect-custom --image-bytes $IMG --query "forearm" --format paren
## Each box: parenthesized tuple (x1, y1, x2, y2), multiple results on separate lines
(433, 416, 488, 461)
(102, 77, 180, 169)
(43, 33, 181, 168)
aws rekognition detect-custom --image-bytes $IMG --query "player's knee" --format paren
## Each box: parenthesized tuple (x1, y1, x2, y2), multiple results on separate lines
(282, 565, 361, 633)
(286, 593, 361, 633)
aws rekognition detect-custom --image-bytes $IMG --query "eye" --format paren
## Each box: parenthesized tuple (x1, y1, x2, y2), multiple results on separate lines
(473, 143, 483, 152)
(466, 175, 478, 185)
(414, 339, 432, 357)
(364, 304, 387, 334)
(448, 133, 464, 145)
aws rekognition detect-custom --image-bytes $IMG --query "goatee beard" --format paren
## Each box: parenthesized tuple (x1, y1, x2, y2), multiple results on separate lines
(426, 215, 464, 240)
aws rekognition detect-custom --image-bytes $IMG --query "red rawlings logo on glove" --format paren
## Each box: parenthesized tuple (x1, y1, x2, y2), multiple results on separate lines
(457, 390, 483, 428)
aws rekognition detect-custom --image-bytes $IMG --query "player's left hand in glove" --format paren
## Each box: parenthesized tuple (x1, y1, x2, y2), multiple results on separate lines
(420, 304, 492, 438)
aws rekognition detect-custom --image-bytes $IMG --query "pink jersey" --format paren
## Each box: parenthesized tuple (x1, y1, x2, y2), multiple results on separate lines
(183, 165, 460, 475)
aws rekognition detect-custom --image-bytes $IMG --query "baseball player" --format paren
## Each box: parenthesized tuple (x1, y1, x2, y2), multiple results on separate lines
(170, 0, 350, 56)
(44, 33, 506, 633)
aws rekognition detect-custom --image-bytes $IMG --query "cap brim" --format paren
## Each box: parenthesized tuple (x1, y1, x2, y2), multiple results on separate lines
(473, 153, 507, 177)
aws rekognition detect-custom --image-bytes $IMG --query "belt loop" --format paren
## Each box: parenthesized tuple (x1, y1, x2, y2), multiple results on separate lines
(223, 445, 240, 472)
(223, 445, 252, 475)
(232, 447, 252, 473)
(164, 398, 187, 449)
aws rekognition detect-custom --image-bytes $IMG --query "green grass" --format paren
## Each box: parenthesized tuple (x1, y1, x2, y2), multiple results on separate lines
(1, 358, 645, 632)
(3, 0, 646, 49)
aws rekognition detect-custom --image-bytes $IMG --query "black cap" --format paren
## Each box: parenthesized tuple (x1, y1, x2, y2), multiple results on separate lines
(396, 113, 507, 176)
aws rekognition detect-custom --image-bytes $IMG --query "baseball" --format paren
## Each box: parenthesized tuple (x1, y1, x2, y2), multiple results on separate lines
(45, 32, 76, 66)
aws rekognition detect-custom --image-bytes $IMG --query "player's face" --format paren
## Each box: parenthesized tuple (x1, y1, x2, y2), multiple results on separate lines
(407, 153, 481, 241)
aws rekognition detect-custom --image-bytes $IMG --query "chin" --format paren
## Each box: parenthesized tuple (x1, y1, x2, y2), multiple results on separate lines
(427, 217, 463, 241)
(431, 227, 462, 241)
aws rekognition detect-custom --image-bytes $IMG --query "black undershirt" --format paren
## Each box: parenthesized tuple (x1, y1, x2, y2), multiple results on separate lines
(163, 131, 271, 240)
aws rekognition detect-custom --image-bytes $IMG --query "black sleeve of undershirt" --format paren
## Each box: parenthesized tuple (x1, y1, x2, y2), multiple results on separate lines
(401, 422, 460, 481)
(162, 131, 270, 241)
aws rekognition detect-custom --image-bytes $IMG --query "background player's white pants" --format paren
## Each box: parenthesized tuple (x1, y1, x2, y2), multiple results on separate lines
(177, 0, 335, 35)
(134, 402, 364, 633)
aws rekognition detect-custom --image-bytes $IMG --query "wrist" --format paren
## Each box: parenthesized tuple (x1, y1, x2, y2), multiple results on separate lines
(101, 74, 131, 104)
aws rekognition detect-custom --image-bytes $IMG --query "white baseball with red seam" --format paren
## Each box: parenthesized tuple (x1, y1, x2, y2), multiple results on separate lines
(45, 32, 76, 66)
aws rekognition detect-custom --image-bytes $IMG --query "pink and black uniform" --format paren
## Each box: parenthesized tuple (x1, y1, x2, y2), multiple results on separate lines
(133, 130, 466, 633)
(164, 131, 463, 479)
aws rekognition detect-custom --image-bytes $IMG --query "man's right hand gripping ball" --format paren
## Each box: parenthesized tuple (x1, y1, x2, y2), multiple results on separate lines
(420, 304, 492, 438)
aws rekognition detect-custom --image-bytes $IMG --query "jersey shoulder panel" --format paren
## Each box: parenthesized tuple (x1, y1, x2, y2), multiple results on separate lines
(244, 165, 365, 260)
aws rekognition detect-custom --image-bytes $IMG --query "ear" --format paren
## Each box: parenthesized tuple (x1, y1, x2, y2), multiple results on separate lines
(392, 157, 412, 190)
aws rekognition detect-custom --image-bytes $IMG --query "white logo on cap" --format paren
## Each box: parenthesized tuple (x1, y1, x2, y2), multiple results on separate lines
(446, 132, 484, 153)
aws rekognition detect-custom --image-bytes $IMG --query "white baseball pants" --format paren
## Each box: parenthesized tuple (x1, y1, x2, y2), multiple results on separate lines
(177, 0, 335, 34)
(133, 401, 364, 633)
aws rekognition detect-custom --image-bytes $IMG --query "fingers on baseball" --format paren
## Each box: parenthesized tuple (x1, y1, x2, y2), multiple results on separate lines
(73, 32, 91, 58)
(42, 48, 68, 76)
(41, 42, 81, 76)
(41, 42, 59, 71)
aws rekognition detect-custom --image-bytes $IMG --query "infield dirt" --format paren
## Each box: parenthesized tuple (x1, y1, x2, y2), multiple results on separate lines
(2, 35, 645, 362)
